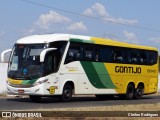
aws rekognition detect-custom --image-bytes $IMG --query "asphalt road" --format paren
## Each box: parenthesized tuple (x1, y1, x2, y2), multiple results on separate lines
(0, 95, 160, 111)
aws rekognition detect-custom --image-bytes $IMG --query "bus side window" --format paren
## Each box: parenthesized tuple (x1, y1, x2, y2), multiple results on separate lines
(99, 46, 112, 62)
(67, 51, 74, 63)
(148, 51, 157, 65)
(65, 43, 82, 64)
(112, 48, 124, 63)
(139, 51, 147, 65)
(44, 51, 54, 75)
(65, 49, 76, 64)
(127, 50, 138, 64)
(84, 45, 94, 61)
(95, 47, 99, 62)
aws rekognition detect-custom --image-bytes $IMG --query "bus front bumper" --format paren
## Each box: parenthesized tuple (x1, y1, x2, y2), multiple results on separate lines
(7, 84, 45, 95)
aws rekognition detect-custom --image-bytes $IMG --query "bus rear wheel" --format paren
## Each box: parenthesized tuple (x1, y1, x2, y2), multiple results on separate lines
(29, 95, 41, 102)
(61, 84, 73, 102)
(134, 85, 143, 99)
(125, 84, 134, 100)
(120, 84, 134, 100)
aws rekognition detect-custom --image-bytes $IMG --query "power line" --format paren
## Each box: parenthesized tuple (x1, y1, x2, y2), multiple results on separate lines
(20, 0, 160, 33)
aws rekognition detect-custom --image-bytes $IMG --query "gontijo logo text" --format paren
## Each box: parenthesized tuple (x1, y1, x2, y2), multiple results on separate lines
(115, 66, 141, 74)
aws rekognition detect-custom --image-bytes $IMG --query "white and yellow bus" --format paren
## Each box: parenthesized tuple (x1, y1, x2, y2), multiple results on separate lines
(1, 34, 158, 102)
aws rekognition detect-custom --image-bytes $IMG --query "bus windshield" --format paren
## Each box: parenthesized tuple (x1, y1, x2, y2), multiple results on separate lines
(8, 44, 46, 80)
(8, 41, 67, 80)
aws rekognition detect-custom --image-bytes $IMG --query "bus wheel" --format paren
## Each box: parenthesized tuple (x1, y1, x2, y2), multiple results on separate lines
(134, 85, 143, 99)
(125, 84, 134, 100)
(61, 84, 72, 102)
(29, 95, 41, 102)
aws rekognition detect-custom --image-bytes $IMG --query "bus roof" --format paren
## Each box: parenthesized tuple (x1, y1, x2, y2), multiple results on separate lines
(16, 34, 90, 44)
(16, 33, 157, 51)
(91, 37, 158, 51)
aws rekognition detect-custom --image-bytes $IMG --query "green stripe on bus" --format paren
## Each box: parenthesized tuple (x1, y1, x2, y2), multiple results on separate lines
(80, 61, 106, 88)
(28, 79, 38, 84)
(80, 61, 116, 89)
(22, 79, 38, 84)
(70, 38, 94, 44)
(92, 62, 117, 89)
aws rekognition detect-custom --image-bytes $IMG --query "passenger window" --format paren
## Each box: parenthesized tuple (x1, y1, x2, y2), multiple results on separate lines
(127, 50, 138, 64)
(44, 51, 55, 75)
(84, 45, 94, 61)
(139, 51, 147, 64)
(99, 46, 112, 62)
(95, 48, 99, 62)
(65, 43, 82, 64)
(112, 48, 124, 63)
(148, 51, 157, 65)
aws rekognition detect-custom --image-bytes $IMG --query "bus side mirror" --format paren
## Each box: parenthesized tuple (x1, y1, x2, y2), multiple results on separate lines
(1, 49, 12, 63)
(40, 48, 57, 62)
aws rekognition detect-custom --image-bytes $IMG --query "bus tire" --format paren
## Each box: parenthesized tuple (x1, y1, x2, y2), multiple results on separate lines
(125, 84, 134, 100)
(134, 85, 143, 99)
(29, 95, 41, 102)
(61, 84, 72, 102)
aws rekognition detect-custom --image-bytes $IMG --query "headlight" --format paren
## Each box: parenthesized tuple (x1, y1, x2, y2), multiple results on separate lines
(33, 79, 48, 86)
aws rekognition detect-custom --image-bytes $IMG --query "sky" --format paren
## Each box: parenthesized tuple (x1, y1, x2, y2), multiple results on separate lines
(0, 0, 160, 54)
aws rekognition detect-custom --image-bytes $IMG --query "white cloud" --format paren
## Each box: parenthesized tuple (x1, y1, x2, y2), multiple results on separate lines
(123, 30, 139, 44)
(91, 3, 110, 17)
(83, 3, 138, 25)
(35, 11, 71, 29)
(67, 22, 87, 32)
(150, 37, 160, 43)
(23, 11, 72, 35)
(0, 31, 5, 37)
(83, 8, 95, 17)
(105, 17, 138, 25)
